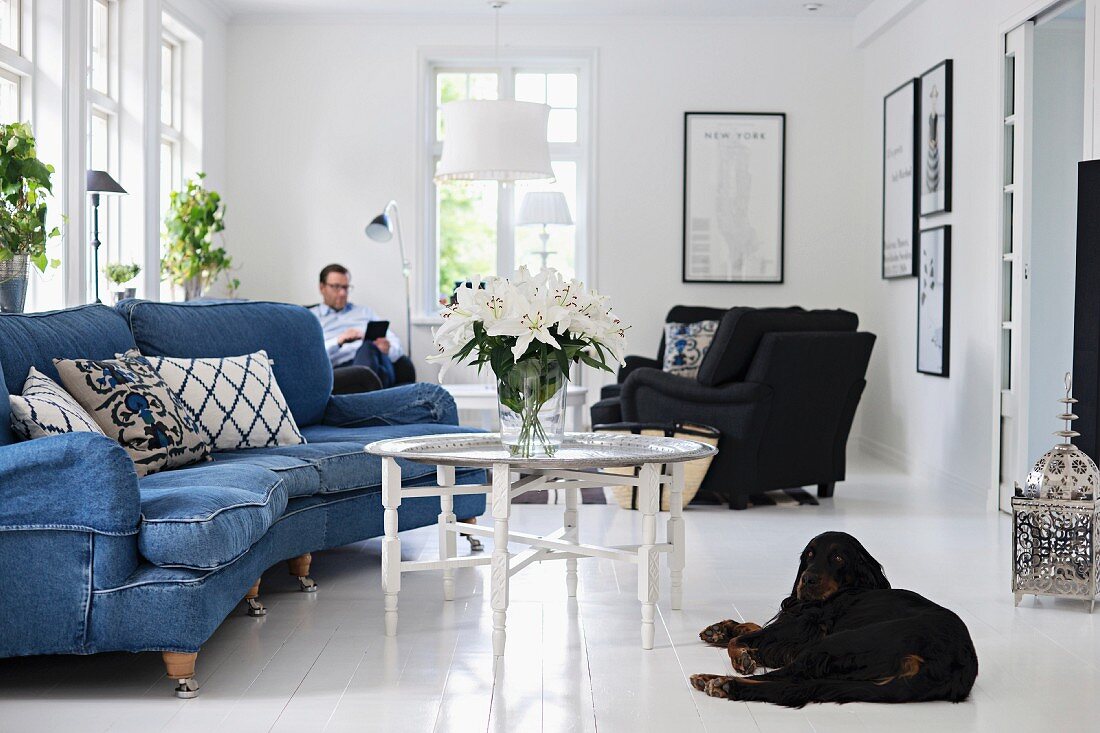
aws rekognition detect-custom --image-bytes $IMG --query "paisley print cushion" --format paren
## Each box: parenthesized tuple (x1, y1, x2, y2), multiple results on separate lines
(662, 320, 720, 379)
(53, 353, 210, 476)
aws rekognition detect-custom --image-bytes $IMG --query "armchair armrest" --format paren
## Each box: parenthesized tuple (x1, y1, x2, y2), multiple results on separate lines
(620, 367, 771, 406)
(0, 432, 140, 535)
(618, 355, 661, 383)
(322, 382, 460, 428)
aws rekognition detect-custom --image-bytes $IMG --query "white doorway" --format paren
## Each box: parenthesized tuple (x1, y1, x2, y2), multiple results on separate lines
(995, 0, 1086, 512)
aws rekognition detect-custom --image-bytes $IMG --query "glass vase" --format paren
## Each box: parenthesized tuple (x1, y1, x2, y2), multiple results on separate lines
(497, 358, 566, 458)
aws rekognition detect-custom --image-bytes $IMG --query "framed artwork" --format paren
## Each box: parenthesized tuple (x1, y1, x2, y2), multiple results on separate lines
(917, 226, 951, 377)
(919, 60, 952, 216)
(682, 112, 785, 283)
(882, 78, 920, 279)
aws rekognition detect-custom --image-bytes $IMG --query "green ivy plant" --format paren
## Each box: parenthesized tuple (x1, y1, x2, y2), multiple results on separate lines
(104, 262, 141, 286)
(0, 122, 61, 272)
(161, 173, 237, 297)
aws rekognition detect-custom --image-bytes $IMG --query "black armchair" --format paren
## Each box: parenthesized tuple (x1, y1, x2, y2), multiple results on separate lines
(594, 306, 875, 509)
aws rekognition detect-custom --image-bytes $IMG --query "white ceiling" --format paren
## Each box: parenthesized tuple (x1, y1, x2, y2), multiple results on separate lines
(216, 0, 874, 20)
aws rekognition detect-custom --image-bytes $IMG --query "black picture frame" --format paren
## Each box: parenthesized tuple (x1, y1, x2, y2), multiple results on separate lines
(882, 78, 920, 279)
(682, 112, 786, 284)
(917, 225, 951, 377)
(918, 59, 953, 216)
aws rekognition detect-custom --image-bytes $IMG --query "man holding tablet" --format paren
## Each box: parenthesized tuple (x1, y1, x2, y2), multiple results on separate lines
(310, 263, 403, 388)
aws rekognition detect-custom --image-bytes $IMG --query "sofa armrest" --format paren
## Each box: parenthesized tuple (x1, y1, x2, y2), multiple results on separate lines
(322, 382, 460, 428)
(0, 433, 140, 535)
(618, 355, 661, 383)
(620, 367, 770, 406)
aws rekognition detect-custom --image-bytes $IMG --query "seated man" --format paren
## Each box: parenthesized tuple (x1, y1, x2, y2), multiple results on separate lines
(310, 263, 403, 389)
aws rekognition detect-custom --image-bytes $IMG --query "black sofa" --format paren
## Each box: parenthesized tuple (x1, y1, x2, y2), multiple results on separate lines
(592, 306, 875, 509)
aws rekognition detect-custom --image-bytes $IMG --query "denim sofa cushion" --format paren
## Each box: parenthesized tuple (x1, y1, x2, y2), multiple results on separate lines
(137, 462, 288, 569)
(0, 304, 138, 401)
(116, 300, 332, 427)
(211, 423, 482, 497)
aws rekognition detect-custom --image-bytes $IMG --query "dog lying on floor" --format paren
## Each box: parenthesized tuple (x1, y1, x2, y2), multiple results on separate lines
(690, 531, 978, 707)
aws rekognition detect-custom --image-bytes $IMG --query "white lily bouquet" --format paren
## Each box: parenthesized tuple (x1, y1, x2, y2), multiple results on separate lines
(430, 267, 628, 457)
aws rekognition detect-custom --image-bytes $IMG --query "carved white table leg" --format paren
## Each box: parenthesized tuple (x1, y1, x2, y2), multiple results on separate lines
(437, 465, 457, 601)
(637, 462, 660, 650)
(382, 457, 402, 636)
(564, 481, 579, 597)
(491, 463, 511, 663)
(668, 462, 685, 610)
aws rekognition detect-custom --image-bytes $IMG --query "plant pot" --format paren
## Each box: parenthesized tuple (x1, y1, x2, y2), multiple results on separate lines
(497, 359, 566, 458)
(0, 254, 29, 314)
(183, 276, 204, 301)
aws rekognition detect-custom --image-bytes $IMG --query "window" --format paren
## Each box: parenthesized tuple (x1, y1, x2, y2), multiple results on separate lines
(86, 0, 119, 299)
(425, 59, 591, 312)
(159, 30, 182, 215)
(0, 67, 17, 123)
(0, 0, 19, 54)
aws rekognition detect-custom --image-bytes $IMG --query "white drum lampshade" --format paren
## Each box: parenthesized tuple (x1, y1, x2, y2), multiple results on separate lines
(435, 100, 555, 183)
(517, 191, 573, 227)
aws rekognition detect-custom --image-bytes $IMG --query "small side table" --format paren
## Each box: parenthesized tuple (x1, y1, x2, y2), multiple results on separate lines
(441, 382, 589, 431)
(365, 433, 716, 666)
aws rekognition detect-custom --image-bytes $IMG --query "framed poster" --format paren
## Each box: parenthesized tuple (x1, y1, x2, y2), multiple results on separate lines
(917, 226, 951, 377)
(919, 60, 952, 216)
(682, 112, 785, 283)
(882, 78, 919, 279)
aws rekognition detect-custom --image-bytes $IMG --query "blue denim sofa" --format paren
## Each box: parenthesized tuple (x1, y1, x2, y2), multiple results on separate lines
(0, 300, 485, 696)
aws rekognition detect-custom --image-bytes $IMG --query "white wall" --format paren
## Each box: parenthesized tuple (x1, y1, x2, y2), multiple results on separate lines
(854, 0, 1062, 491)
(224, 17, 863, 386)
(1028, 20, 1085, 461)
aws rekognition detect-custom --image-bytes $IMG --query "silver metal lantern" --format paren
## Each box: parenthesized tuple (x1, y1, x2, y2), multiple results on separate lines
(1012, 374, 1100, 612)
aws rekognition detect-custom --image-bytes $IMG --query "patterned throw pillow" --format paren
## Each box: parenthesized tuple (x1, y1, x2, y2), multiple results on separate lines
(662, 320, 720, 379)
(9, 367, 106, 441)
(142, 350, 305, 451)
(53, 353, 210, 476)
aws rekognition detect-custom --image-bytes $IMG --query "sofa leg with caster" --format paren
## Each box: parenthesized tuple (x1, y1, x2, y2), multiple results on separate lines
(817, 482, 836, 499)
(288, 553, 318, 592)
(244, 578, 267, 616)
(459, 516, 483, 552)
(163, 651, 200, 699)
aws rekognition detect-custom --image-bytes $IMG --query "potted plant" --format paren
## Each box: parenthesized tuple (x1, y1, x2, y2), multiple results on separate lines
(161, 173, 237, 300)
(429, 266, 627, 457)
(105, 262, 141, 303)
(0, 122, 61, 313)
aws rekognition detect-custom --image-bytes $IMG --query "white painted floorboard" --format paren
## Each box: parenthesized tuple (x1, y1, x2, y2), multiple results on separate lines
(2, 453, 1098, 732)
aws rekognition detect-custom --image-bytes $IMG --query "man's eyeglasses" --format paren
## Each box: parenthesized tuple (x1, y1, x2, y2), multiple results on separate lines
(324, 283, 354, 292)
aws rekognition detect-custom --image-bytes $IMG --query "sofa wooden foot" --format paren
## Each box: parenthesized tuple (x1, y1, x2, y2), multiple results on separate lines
(817, 482, 836, 499)
(245, 578, 267, 616)
(460, 516, 483, 552)
(288, 553, 318, 592)
(163, 651, 200, 698)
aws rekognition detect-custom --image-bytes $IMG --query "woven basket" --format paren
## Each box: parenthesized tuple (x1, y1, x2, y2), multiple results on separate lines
(593, 422, 719, 511)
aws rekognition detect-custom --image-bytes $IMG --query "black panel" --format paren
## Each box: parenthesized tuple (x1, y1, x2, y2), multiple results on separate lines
(1072, 160, 1100, 460)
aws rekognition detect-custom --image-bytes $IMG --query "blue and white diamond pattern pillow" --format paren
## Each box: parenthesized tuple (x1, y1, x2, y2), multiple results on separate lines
(143, 350, 305, 451)
(9, 367, 106, 441)
(662, 320, 720, 379)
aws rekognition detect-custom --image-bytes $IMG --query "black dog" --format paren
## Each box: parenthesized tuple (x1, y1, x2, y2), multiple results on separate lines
(690, 531, 978, 707)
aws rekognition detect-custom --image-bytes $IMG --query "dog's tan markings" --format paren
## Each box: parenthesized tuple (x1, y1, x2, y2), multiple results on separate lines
(690, 673, 721, 691)
(727, 643, 758, 675)
(699, 619, 753, 646)
(702, 676, 737, 698)
(875, 654, 925, 685)
(732, 622, 762, 636)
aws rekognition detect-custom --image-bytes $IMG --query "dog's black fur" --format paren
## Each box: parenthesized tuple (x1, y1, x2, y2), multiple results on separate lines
(690, 532, 978, 708)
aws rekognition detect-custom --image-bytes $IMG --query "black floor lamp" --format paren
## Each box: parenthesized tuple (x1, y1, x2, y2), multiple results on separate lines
(86, 170, 127, 304)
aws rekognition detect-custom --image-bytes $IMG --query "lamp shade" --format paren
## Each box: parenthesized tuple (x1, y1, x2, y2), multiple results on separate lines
(365, 212, 393, 242)
(517, 191, 573, 227)
(435, 100, 554, 182)
(86, 169, 126, 195)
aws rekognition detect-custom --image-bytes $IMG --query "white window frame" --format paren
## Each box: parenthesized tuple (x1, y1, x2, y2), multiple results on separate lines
(417, 49, 596, 318)
(0, 0, 30, 124)
(86, 0, 120, 298)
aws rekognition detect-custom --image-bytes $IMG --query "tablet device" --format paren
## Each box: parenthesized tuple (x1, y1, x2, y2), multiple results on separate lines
(365, 320, 390, 340)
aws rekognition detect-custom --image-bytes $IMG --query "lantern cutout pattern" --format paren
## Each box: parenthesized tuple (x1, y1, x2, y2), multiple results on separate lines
(1012, 373, 1100, 612)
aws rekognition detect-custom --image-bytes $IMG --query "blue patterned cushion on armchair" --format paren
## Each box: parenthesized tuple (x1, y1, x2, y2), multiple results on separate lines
(661, 320, 720, 379)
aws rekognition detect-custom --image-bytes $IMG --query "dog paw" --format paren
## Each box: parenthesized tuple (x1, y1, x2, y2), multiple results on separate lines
(690, 673, 721, 691)
(727, 644, 758, 675)
(704, 676, 736, 699)
(699, 620, 747, 646)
